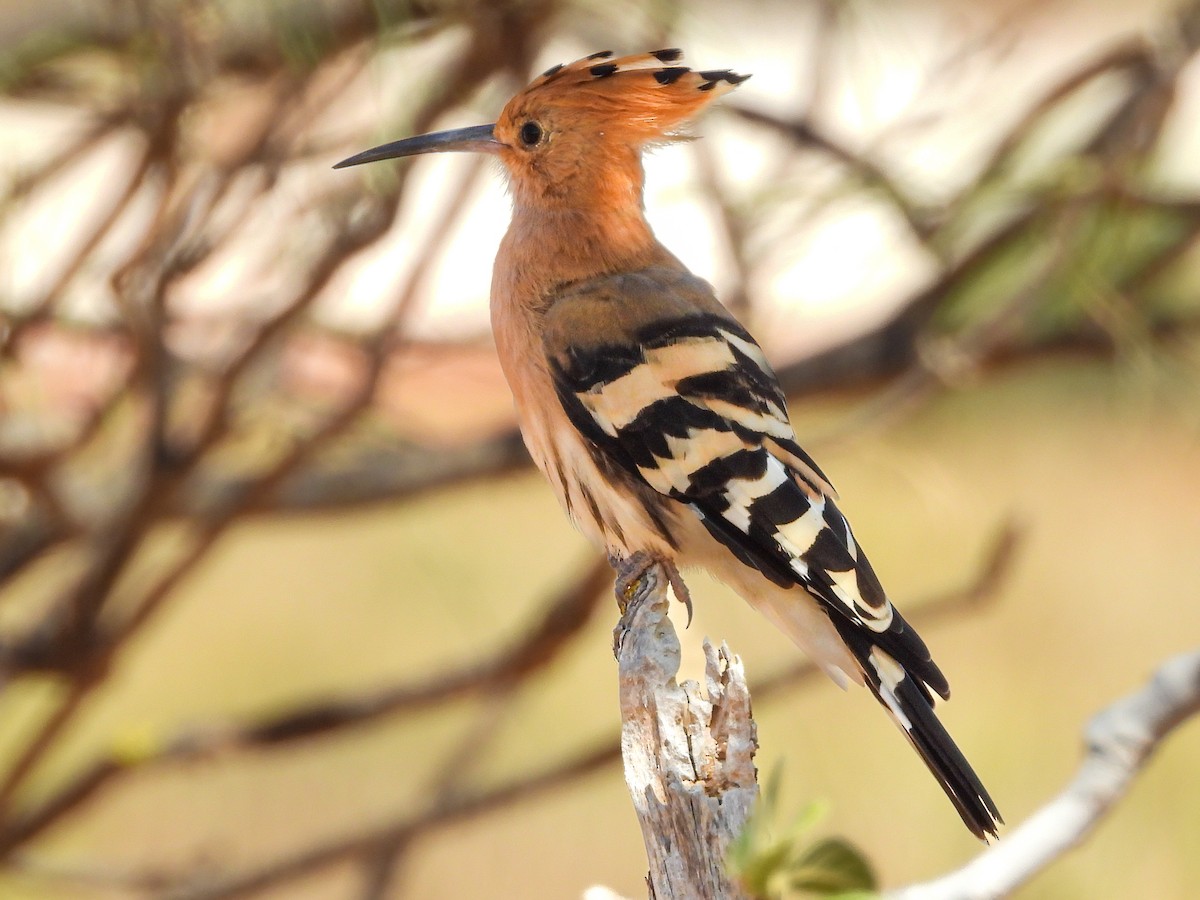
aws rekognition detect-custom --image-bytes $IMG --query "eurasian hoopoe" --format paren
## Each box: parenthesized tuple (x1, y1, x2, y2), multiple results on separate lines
(336, 49, 1001, 840)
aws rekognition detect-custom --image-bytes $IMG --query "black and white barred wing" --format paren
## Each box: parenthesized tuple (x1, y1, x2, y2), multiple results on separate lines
(547, 306, 1001, 840)
(549, 311, 903, 645)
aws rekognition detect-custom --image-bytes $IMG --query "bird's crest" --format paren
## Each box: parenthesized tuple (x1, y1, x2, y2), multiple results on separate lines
(501, 49, 750, 142)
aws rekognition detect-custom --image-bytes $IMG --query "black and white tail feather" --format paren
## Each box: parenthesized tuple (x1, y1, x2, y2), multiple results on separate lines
(546, 268, 1002, 840)
(827, 611, 1002, 840)
(691, 486, 1000, 840)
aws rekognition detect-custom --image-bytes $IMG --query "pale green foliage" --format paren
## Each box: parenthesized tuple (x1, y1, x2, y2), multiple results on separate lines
(727, 769, 878, 899)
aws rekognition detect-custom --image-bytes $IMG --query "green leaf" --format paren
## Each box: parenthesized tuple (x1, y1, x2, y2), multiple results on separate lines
(790, 837, 877, 895)
(727, 769, 822, 898)
(726, 768, 877, 899)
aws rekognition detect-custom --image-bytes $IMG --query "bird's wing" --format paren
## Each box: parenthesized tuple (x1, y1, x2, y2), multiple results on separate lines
(543, 269, 929, 682)
(543, 269, 1001, 839)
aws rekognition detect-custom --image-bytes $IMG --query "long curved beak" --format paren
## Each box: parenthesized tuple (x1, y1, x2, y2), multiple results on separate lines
(333, 123, 501, 169)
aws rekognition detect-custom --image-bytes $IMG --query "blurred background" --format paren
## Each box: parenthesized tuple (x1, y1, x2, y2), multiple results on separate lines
(1, 0, 1199, 897)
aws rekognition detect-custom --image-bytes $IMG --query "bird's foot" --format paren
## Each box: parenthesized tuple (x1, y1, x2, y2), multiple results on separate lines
(610, 551, 693, 624)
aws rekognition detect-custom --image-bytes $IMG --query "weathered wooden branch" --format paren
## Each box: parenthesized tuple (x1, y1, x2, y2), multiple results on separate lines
(888, 649, 1200, 900)
(614, 563, 758, 899)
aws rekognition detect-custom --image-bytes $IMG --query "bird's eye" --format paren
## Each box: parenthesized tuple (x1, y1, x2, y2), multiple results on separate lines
(519, 121, 544, 147)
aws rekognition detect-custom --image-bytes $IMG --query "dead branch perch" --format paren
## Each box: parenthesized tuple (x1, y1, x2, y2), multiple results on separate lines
(614, 564, 758, 900)
(887, 649, 1200, 900)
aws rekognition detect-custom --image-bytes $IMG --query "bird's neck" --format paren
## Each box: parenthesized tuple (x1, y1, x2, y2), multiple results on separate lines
(493, 147, 684, 311)
(494, 201, 683, 310)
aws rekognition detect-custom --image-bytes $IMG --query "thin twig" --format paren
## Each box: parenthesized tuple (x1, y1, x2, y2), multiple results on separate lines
(888, 650, 1200, 900)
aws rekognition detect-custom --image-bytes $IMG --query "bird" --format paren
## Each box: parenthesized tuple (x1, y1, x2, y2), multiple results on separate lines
(335, 48, 1001, 841)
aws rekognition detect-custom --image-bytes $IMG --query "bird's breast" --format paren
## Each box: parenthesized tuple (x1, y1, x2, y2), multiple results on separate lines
(516, 370, 681, 562)
(490, 307, 678, 560)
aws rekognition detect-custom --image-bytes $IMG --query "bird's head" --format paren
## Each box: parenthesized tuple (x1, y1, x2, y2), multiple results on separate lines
(335, 50, 749, 209)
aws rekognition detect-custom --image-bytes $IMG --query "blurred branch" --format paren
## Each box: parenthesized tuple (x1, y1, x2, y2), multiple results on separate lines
(359, 681, 522, 899)
(10, 733, 622, 900)
(734, 16, 1200, 412)
(0, 111, 130, 205)
(0, 556, 611, 856)
(1, 138, 154, 345)
(172, 429, 531, 516)
(0, 1, 429, 88)
(887, 649, 1200, 900)
(165, 741, 622, 900)
(728, 104, 936, 243)
(691, 140, 753, 316)
(818, 197, 1084, 441)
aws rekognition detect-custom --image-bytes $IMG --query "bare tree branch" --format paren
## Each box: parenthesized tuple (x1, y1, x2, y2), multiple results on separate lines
(614, 562, 757, 900)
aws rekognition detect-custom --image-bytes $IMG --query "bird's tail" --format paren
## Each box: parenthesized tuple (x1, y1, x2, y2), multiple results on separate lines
(697, 532, 1001, 839)
(827, 612, 1003, 841)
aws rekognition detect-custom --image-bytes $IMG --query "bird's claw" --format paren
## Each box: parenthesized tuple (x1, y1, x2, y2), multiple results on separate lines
(610, 552, 694, 657)
(665, 562, 694, 628)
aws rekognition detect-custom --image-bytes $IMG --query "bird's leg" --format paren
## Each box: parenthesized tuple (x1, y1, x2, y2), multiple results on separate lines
(611, 550, 649, 615)
(610, 551, 694, 624)
(611, 551, 654, 658)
